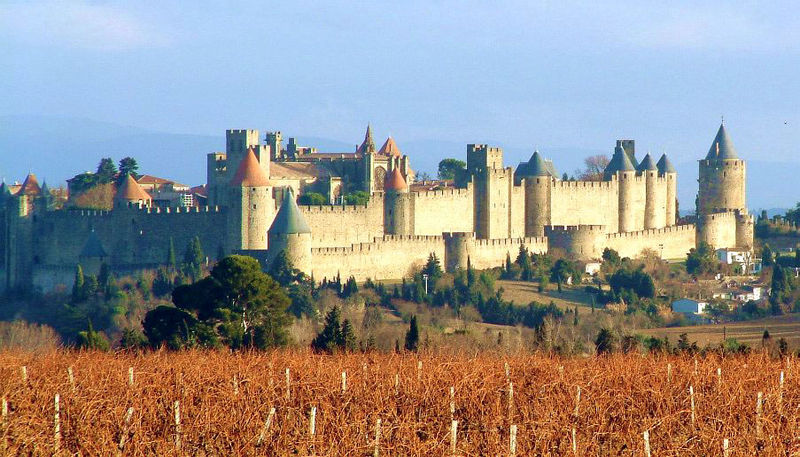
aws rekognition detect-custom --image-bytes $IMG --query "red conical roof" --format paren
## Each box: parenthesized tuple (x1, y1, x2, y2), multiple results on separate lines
(384, 167, 407, 192)
(378, 137, 402, 157)
(18, 173, 41, 196)
(230, 147, 272, 187)
(115, 174, 151, 202)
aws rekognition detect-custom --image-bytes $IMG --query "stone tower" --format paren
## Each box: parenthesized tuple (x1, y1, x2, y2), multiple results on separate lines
(228, 147, 273, 251)
(520, 150, 553, 237)
(698, 122, 746, 215)
(383, 166, 412, 235)
(637, 153, 662, 229)
(268, 188, 312, 273)
(468, 144, 512, 239)
(604, 142, 637, 232)
(657, 153, 677, 225)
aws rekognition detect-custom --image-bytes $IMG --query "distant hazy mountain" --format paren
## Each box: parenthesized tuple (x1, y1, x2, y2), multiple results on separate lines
(1, 115, 796, 211)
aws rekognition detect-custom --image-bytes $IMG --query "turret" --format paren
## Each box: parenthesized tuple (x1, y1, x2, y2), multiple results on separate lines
(605, 143, 636, 232)
(637, 153, 660, 229)
(383, 167, 412, 235)
(519, 150, 552, 237)
(697, 122, 746, 215)
(114, 174, 151, 209)
(268, 188, 312, 273)
(228, 148, 273, 251)
(657, 153, 677, 225)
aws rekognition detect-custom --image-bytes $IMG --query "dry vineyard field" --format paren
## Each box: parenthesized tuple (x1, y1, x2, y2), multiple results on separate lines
(0, 350, 798, 456)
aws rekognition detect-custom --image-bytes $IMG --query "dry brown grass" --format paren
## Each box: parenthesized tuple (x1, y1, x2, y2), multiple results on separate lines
(1, 350, 798, 456)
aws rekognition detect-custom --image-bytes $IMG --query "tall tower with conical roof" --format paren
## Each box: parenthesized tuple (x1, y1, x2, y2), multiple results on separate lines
(383, 167, 412, 235)
(268, 188, 312, 273)
(604, 142, 637, 232)
(520, 150, 553, 237)
(228, 148, 273, 251)
(657, 153, 678, 225)
(698, 122, 746, 215)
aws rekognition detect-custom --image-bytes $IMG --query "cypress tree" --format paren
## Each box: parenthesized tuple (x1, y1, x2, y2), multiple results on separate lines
(341, 319, 358, 352)
(404, 315, 420, 352)
(167, 237, 177, 270)
(71, 264, 85, 303)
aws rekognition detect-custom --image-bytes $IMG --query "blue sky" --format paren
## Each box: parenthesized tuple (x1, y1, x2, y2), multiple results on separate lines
(2, 0, 800, 170)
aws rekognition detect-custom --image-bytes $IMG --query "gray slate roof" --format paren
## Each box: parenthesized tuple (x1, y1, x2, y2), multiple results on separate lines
(270, 189, 311, 235)
(706, 123, 738, 160)
(515, 150, 559, 182)
(637, 153, 657, 172)
(80, 230, 108, 258)
(603, 144, 635, 180)
(657, 154, 676, 174)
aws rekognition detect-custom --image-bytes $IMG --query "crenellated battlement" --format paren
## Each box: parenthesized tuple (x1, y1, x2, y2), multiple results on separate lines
(552, 180, 615, 190)
(474, 236, 547, 247)
(299, 202, 377, 214)
(547, 224, 607, 232)
(413, 187, 472, 198)
(605, 224, 696, 240)
(312, 234, 444, 255)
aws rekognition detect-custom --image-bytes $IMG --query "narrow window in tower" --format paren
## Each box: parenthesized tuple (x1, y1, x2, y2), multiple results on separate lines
(253, 205, 257, 209)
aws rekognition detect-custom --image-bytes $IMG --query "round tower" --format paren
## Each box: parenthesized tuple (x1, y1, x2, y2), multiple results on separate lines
(545, 225, 606, 260)
(697, 122, 746, 215)
(268, 189, 312, 273)
(637, 153, 659, 229)
(520, 150, 552, 237)
(229, 148, 272, 250)
(657, 154, 677, 225)
(604, 143, 637, 233)
(443, 232, 475, 272)
(383, 167, 412, 236)
(736, 211, 755, 251)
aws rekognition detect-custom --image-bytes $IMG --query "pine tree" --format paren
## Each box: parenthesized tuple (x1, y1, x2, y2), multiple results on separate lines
(71, 264, 85, 303)
(311, 306, 343, 353)
(340, 319, 358, 352)
(404, 315, 420, 352)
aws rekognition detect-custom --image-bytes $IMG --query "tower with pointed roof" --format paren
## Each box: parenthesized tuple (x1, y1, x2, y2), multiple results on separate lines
(228, 148, 273, 251)
(115, 174, 152, 209)
(383, 167, 412, 236)
(698, 122, 746, 215)
(603, 142, 638, 232)
(637, 153, 664, 229)
(520, 150, 553, 237)
(267, 188, 312, 273)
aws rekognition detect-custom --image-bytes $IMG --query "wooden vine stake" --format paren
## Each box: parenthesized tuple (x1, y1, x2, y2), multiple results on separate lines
(256, 407, 276, 447)
(417, 361, 423, 382)
(173, 400, 182, 451)
(509, 424, 517, 457)
(723, 438, 731, 457)
(507, 382, 514, 419)
(449, 386, 455, 422)
(67, 367, 75, 393)
(21, 366, 27, 384)
(689, 385, 696, 427)
(667, 363, 672, 384)
(693, 358, 698, 376)
(573, 386, 581, 417)
(504, 362, 510, 384)
(394, 374, 400, 395)
(285, 368, 291, 401)
(233, 374, 239, 396)
(779, 370, 785, 414)
(643, 430, 651, 457)
(571, 427, 577, 455)
(117, 407, 135, 454)
(268, 362, 274, 389)
(1, 396, 6, 451)
(341, 371, 347, 395)
(716, 368, 722, 388)
(450, 420, 458, 456)
(373, 418, 381, 457)
(309, 406, 317, 437)
(756, 391, 763, 438)
(53, 393, 61, 454)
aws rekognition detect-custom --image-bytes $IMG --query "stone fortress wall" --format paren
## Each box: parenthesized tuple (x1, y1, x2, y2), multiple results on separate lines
(0, 123, 753, 292)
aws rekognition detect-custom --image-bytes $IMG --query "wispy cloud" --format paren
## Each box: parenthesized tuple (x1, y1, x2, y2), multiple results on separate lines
(0, 1, 172, 50)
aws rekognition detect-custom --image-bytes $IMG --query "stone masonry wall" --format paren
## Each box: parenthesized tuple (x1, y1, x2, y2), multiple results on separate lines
(299, 195, 385, 248)
(605, 224, 696, 260)
(549, 181, 620, 233)
(411, 187, 474, 236)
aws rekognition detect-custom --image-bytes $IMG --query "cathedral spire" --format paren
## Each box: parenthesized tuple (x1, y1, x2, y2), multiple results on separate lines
(358, 123, 376, 154)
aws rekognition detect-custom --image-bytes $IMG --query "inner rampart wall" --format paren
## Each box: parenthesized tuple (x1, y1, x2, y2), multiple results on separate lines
(411, 187, 474, 236)
(549, 181, 620, 233)
(469, 236, 547, 270)
(299, 195, 385, 248)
